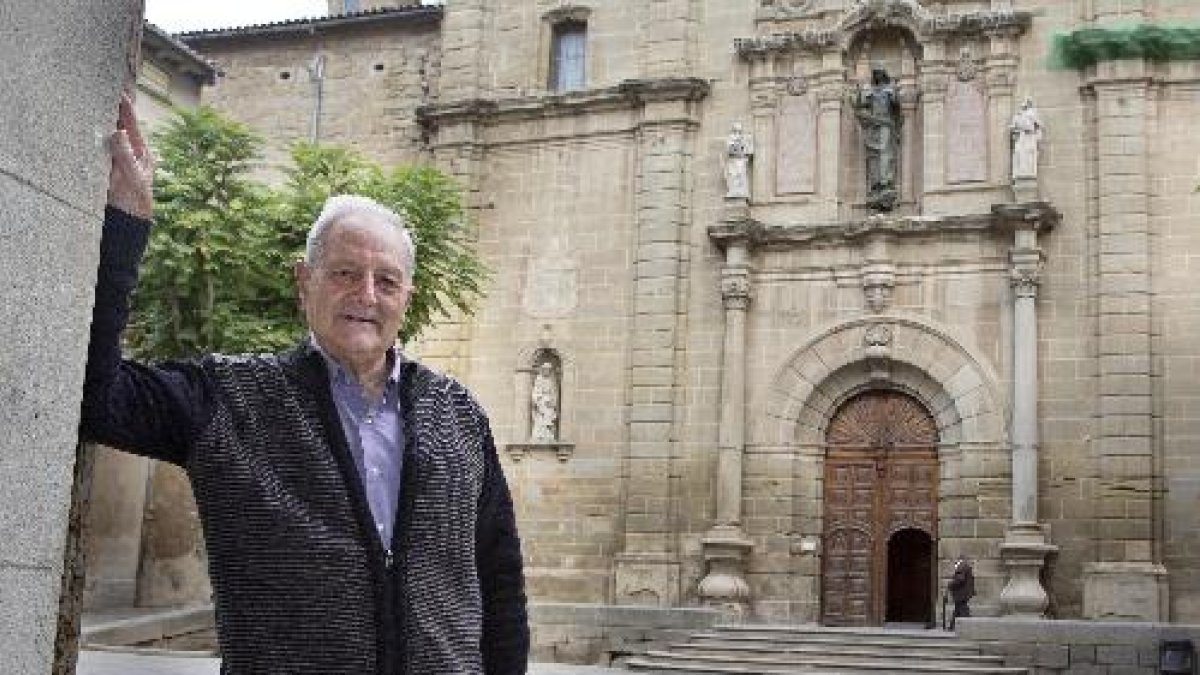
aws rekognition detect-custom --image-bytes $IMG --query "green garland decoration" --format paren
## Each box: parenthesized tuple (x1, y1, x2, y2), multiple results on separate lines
(1052, 25, 1200, 69)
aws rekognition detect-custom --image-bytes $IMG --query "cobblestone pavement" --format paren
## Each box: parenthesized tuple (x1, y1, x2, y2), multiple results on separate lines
(78, 649, 625, 675)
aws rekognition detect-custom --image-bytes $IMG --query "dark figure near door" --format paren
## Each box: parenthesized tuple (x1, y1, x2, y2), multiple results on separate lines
(947, 556, 975, 630)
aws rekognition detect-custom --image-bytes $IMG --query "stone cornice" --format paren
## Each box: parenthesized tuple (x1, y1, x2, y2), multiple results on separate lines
(736, 3, 1031, 58)
(417, 78, 710, 128)
(709, 209, 1056, 249)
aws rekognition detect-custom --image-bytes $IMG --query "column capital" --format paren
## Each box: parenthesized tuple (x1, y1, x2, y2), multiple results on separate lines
(1010, 249, 1043, 298)
(721, 266, 752, 310)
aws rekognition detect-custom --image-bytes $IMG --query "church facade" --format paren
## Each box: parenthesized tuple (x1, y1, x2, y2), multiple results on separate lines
(165, 0, 1200, 632)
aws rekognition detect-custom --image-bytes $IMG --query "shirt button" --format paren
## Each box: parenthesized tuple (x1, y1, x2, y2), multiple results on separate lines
(368, 467, 382, 479)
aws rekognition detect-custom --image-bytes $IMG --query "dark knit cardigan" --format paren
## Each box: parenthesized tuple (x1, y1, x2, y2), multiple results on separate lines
(81, 208, 529, 674)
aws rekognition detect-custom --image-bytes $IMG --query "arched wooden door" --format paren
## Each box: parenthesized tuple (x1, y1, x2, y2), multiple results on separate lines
(821, 390, 939, 626)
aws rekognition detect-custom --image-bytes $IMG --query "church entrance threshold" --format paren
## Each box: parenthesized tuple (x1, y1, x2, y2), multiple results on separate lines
(820, 390, 939, 627)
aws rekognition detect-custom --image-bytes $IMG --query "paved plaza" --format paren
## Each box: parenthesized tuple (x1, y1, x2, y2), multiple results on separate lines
(78, 650, 625, 675)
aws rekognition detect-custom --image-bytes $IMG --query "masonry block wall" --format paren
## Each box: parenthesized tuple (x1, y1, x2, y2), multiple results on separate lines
(184, 18, 440, 176)
(173, 0, 1200, 623)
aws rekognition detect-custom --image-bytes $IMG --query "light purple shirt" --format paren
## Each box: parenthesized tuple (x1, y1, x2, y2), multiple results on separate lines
(313, 339, 405, 550)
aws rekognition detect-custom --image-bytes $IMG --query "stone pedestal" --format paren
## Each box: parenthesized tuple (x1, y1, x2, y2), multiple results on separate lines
(697, 526, 753, 617)
(999, 523, 1057, 617)
(1083, 562, 1169, 621)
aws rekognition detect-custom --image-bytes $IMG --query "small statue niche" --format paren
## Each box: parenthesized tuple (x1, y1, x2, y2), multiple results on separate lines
(529, 351, 562, 443)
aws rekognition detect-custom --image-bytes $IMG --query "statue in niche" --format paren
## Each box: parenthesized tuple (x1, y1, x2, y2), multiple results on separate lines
(724, 122, 754, 199)
(1010, 96, 1044, 181)
(853, 67, 903, 212)
(530, 361, 560, 443)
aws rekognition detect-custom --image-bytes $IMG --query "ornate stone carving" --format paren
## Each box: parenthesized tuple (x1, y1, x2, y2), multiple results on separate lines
(862, 267, 895, 313)
(736, 3, 1029, 58)
(853, 68, 902, 212)
(720, 269, 752, 310)
(864, 323, 893, 349)
(786, 74, 808, 96)
(724, 122, 754, 200)
(1010, 248, 1043, 299)
(956, 46, 980, 81)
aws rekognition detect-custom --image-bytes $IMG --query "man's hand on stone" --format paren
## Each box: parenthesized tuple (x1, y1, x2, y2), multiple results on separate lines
(107, 93, 155, 220)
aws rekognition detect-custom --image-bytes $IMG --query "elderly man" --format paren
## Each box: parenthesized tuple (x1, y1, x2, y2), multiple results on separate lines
(81, 96, 528, 674)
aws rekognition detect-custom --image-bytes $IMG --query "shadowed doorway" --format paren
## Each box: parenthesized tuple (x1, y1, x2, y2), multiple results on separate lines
(886, 527, 934, 625)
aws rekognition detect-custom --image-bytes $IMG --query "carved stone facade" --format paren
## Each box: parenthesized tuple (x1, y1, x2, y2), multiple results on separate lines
(118, 0, 1200, 647)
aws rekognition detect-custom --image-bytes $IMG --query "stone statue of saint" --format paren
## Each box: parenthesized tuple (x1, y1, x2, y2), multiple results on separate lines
(1010, 96, 1043, 181)
(854, 67, 902, 212)
(724, 122, 754, 199)
(530, 362, 559, 443)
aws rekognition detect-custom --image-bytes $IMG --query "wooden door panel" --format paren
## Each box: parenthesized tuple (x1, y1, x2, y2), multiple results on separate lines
(821, 391, 939, 627)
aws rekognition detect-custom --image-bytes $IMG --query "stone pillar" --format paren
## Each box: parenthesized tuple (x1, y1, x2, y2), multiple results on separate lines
(985, 34, 1018, 190)
(994, 203, 1058, 617)
(919, 42, 949, 196)
(1081, 58, 1167, 621)
(437, 0, 486, 101)
(698, 212, 754, 615)
(814, 52, 846, 221)
(0, 1, 145, 672)
(613, 84, 706, 606)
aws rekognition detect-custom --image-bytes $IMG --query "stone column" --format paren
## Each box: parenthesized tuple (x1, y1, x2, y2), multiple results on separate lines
(994, 204, 1058, 617)
(0, 1, 145, 672)
(698, 213, 755, 615)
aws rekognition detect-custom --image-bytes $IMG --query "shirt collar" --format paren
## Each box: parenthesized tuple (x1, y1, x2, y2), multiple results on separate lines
(308, 333, 404, 390)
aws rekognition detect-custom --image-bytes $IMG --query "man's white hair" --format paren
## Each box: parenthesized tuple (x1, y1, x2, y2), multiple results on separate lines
(305, 194, 416, 283)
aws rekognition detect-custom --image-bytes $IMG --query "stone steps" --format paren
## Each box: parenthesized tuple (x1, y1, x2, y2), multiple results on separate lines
(625, 624, 1027, 675)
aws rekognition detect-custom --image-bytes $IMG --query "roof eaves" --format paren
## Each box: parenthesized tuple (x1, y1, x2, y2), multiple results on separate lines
(176, 5, 442, 42)
(142, 21, 218, 84)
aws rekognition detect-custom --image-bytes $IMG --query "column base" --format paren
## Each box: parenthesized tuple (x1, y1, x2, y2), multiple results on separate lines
(1083, 562, 1169, 621)
(613, 553, 680, 607)
(697, 525, 753, 618)
(999, 522, 1057, 617)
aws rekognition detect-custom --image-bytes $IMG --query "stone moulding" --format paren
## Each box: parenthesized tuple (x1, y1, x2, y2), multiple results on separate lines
(709, 202, 1058, 249)
(736, 4, 1031, 57)
(505, 442, 575, 463)
(416, 77, 710, 128)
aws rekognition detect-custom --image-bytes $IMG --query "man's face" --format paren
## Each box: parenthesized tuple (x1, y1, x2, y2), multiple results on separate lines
(295, 212, 412, 373)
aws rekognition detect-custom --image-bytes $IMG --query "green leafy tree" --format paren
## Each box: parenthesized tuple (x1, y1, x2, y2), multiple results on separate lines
(130, 108, 486, 360)
(131, 106, 295, 360)
(278, 142, 488, 344)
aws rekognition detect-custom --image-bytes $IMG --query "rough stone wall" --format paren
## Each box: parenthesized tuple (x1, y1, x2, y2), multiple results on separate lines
(0, 0, 144, 671)
(185, 20, 439, 178)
